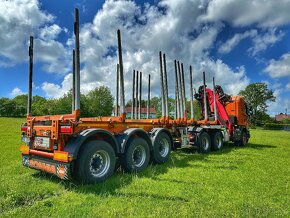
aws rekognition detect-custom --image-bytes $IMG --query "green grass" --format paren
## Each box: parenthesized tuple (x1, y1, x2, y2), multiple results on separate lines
(0, 117, 289, 217)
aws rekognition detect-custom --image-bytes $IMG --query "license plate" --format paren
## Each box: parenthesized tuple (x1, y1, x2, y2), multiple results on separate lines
(21, 135, 30, 143)
(34, 137, 50, 148)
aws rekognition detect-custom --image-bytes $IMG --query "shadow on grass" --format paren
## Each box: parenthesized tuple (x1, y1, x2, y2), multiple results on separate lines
(246, 143, 276, 149)
(32, 140, 274, 197)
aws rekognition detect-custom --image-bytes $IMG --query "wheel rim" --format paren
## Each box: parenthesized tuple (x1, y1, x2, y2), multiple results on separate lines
(215, 135, 222, 148)
(159, 138, 170, 157)
(202, 137, 209, 150)
(89, 150, 110, 177)
(242, 134, 247, 145)
(132, 145, 146, 167)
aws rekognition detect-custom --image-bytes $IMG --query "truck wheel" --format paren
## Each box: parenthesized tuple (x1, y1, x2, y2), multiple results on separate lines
(211, 131, 224, 151)
(198, 131, 211, 153)
(234, 130, 247, 146)
(151, 132, 171, 164)
(75, 140, 116, 184)
(240, 131, 247, 147)
(123, 137, 150, 173)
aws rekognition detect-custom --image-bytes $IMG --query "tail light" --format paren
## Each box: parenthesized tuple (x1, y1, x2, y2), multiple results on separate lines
(60, 126, 73, 134)
(21, 123, 28, 133)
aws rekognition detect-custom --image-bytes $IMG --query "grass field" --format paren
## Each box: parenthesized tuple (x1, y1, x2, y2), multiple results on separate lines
(0, 117, 289, 217)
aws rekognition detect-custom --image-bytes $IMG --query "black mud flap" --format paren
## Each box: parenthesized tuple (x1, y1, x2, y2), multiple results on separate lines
(22, 155, 71, 180)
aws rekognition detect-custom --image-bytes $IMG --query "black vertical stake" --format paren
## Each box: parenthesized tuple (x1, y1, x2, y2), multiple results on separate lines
(139, 72, 142, 119)
(27, 36, 33, 115)
(131, 70, 135, 119)
(136, 71, 139, 119)
(115, 64, 119, 116)
(72, 49, 75, 113)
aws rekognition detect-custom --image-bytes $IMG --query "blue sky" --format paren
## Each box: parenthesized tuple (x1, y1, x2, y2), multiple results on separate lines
(0, 0, 290, 115)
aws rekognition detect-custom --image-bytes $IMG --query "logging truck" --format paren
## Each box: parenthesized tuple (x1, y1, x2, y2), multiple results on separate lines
(20, 8, 250, 183)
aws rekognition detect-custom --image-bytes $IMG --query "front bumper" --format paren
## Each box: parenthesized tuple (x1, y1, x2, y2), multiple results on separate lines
(22, 155, 71, 180)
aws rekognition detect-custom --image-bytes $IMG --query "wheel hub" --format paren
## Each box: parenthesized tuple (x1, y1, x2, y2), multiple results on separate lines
(202, 137, 209, 150)
(132, 145, 146, 167)
(159, 138, 169, 157)
(215, 136, 222, 148)
(89, 150, 110, 177)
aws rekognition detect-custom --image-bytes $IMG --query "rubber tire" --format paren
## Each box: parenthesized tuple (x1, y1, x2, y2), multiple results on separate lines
(75, 140, 116, 184)
(151, 132, 171, 164)
(211, 131, 224, 151)
(123, 137, 150, 173)
(239, 131, 247, 147)
(234, 130, 247, 147)
(198, 131, 211, 153)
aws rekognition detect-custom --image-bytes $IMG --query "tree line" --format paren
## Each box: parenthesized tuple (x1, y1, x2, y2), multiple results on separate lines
(1, 82, 285, 128)
(0, 86, 113, 117)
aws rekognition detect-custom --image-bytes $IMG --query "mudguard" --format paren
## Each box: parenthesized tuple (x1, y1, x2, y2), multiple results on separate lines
(115, 128, 152, 153)
(187, 126, 203, 133)
(64, 128, 119, 159)
(149, 128, 173, 148)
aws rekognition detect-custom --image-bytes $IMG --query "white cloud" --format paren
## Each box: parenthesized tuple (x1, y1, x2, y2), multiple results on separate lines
(10, 87, 24, 97)
(218, 29, 257, 54)
(286, 83, 290, 91)
(201, 0, 290, 27)
(248, 28, 284, 56)
(34, 38, 70, 74)
(0, 0, 53, 65)
(0, 0, 70, 74)
(41, 74, 72, 98)
(263, 53, 290, 78)
(219, 28, 284, 56)
(39, 24, 62, 40)
(267, 89, 290, 116)
(50, 0, 247, 101)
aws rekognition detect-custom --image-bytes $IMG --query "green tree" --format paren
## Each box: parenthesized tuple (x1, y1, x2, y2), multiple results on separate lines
(13, 94, 27, 117)
(32, 96, 48, 116)
(239, 82, 275, 126)
(0, 98, 15, 117)
(86, 86, 113, 116)
(150, 97, 162, 118)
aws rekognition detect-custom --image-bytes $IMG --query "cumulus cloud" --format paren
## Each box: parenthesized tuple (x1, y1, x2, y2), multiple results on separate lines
(41, 74, 72, 98)
(248, 28, 284, 56)
(42, 0, 248, 99)
(219, 28, 284, 56)
(218, 29, 258, 54)
(10, 87, 24, 97)
(267, 89, 290, 116)
(263, 53, 290, 78)
(201, 0, 290, 27)
(0, 0, 53, 65)
(39, 24, 62, 40)
(0, 0, 70, 74)
(286, 83, 290, 91)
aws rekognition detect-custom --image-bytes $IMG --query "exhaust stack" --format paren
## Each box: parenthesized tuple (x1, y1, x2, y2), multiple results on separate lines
(131, 70, 135, 119)
(139, 72, 142, 119)
(203, 71, 208, 120)
(27, 36, 33, 115)
(74, 8, 81, 111)
(213, 77, 217, 121)
(147, 74, 151, 119)
(115, 64, 120, 116)
(117, 29, 125, 115)
(72, 49, 75, 112)
(189, 65, 194, 119)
